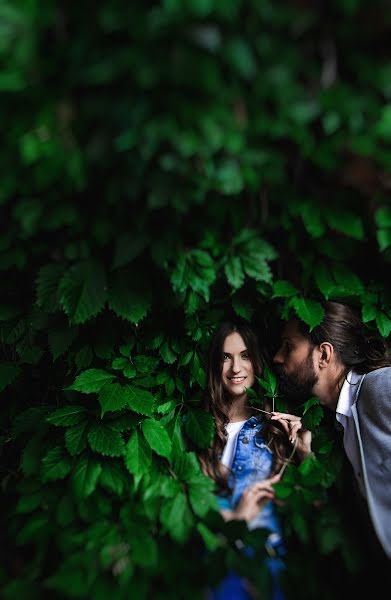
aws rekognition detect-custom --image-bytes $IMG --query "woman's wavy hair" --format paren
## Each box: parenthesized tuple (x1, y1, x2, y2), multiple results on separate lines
(197, 319, 291, 493)
(297, 301, 391, 383)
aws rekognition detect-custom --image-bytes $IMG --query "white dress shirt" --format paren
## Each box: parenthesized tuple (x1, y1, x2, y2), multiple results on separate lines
(336, 370, 366, 497)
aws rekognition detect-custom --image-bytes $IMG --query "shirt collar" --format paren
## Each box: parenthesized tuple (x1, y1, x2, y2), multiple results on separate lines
(336, 370, 361, 418)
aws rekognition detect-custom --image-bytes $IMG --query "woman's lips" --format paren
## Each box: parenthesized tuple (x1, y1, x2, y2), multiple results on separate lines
(228, 376, 246, 385)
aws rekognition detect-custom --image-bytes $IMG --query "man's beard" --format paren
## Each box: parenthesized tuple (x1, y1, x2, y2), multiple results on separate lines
(273, 355, 318, 403)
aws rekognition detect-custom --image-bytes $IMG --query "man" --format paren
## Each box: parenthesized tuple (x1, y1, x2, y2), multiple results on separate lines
(271, 300, 391, 564)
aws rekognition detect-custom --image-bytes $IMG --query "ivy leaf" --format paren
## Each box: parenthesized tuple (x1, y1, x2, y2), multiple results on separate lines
(160, 492, 194, 543)
(59, 261, 107, 324)
(47, 405, 87, 427)
(0, 362, 21, 392)
(36, 264, 63, 312)
(197, 523, 221, 551)
(314, 264, 336, 300)
(100, 460, 129, 495)
(302, 402, 323, 431)
(256, 367, 278, 398)
(291, 297, 324, 331)
(272, 280, 298, 298)
(65, 420, 88, 456)
(66, 369, 116, 393)
(376, 311, 391, 337)
(125, 430, 151, 476)
(108, 272, 151, 325)
(126, 386, 156, 416)
(242, 254, 272, 283)
(142, 419, 172, 458)
(112, 232, 147, 270)
(189, 480, 218, 518)
(75, 345, 93, 370)
(87, 422, 125, 457)
(72, 453, 102, 498)
(300, 203, 325, 238)
(99, 382, 132, 417)
(112, 357, 136, 378)
(185, 408, 214, 449)
(41, 447, 72, 482)
(325, 208, 365, 240)
(224, 256, 245, 289)
(48, 326, 78, 360)
(160, 340, 177, 364)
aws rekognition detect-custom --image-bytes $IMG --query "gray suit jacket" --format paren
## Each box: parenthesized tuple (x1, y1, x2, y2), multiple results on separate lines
(350, 367, 391, 559)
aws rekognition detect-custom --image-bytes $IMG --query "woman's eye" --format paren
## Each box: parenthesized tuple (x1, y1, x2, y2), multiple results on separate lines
(241, 353, 250, 359)
(223, 354, 230, 360)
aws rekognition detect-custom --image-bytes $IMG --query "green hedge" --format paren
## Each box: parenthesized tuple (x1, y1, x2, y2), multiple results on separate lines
(1, 1, 390, 599)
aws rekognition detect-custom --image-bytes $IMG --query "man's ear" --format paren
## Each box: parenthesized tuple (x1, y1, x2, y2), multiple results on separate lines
(318, 342, 334, 367)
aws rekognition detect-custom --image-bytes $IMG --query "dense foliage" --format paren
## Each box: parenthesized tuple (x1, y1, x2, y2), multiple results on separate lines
(1, 1, 390, 599)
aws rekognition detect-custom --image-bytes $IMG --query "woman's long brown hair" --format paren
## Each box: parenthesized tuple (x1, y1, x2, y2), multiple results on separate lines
(197, 319, 291, 494)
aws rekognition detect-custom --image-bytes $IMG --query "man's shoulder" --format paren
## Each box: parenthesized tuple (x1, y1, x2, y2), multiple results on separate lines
(361, 367, 391, 393)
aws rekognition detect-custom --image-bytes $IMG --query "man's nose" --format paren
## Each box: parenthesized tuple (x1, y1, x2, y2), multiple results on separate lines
(273, 348, 283, 364)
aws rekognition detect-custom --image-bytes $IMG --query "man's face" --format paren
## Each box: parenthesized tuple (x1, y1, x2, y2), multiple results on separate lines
(273, 320, 318, 402)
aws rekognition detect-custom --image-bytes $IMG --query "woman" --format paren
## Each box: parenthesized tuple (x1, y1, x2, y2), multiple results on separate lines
(198, 319, 312, 600)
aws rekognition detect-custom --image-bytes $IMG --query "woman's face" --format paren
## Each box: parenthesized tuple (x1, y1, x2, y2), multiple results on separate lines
(221, 331, 255, 400)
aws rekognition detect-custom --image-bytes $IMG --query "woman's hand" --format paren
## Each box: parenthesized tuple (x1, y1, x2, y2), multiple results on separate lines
(221, 474, 281, 523)
(270, 411, 312, 460)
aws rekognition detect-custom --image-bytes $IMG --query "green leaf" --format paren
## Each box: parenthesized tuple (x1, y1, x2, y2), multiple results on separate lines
(0, 362, 21, 392)
(362, 304, 377, 323)
(185, 408, 215, 449)
(302, 405, 323, 431)
(375, 206, 391, 228)
(160, 492, 194, 542)
(65, 420, 88, 456)
(87, 422, 125, 456)
(314, 264, 336, 300)
(377, 227, 391, 252)
(291, 297, 325, 331)
(47, 405, 87, 427)
(66, 368, 115, 393)
(300, 203, 325, 238)
(125, 430, 151, 476)
(112, 357, 136, 378)
(224, 256, 245, 289)
(160, 340, 177, 364)
(72, 453, 102, 498)
(257, 367, 278, 398)
(134, 355, 159, 373)
(376, 311, 391, 337)
(108, 273, 152, 325)
(75, 345, 93, 370)
(100, 460, 128, 495)
(131, 534, 158, 568)
(99, 382, 132, 417)
(272, 280, 298, 298)
(197, 523, 221, 551)
(125, 386, 156, 416)
(48, 326, 78, 360)
(242, 254, 272, 283)
(142, 419, 172, 458)
(41, 446, 72, 482)
(112, 232, 147, 270)
(325, 209, 365, 240)
(36, 264, 63, 312)
(59, 261, 107, 324)
(189, 479, 217, 517)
